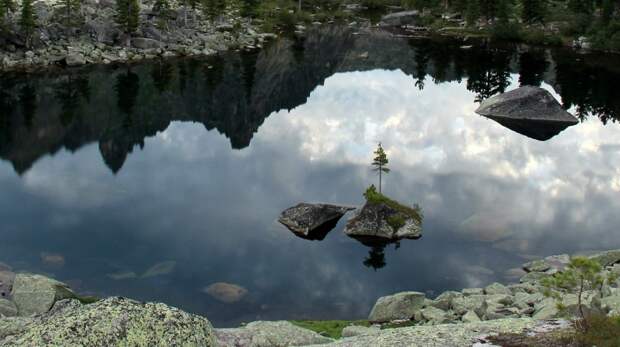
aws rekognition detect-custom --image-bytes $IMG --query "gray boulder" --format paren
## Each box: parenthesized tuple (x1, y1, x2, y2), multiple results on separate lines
(344, 201, 422, 242)
(368, 291, 426, 323)
(420, 306, 448, 324)
(475, 86, 578, 141)
(378, 11, 420, 27)
(431, 291, 462, 311)
(484, 282, 512, 296)
(0, 271, 15, 299)
(461, 310, 481, 323)
(451, 295, 487, 317)
(0, 297, 217, 346)
(341, 325, 380, 337)
(216, 321, 333, 347)
(132, 37, 161, 49)
(278, 203, 355, 240)
(523, 254, 570, 274)
(588, 249, 620, 267)
(0, 298, 18, 317)
(65, 52, 86, 67)
(10, 273, 76, 316)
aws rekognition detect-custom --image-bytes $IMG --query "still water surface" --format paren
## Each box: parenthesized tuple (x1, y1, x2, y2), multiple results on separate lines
(1, 27, 620, 326)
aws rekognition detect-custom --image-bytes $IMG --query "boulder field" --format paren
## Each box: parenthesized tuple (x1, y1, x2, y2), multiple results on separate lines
(1, 249, 619, 346)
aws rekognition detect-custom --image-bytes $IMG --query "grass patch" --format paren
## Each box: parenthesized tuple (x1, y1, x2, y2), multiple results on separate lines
(290, 320, 371, 339)
(363, 185, 423, 225)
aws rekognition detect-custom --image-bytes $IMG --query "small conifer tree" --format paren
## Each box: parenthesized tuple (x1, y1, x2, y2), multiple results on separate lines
(116, 0, 140, 34)
(371, 142, 390, 194)
(62, 0, 83, 26)
(19, 0, 36, 46)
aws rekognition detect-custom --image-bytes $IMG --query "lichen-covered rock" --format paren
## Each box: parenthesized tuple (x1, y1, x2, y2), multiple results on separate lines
(430, 291, 461, 311)
(345, 202, 421, 242)
(461, 310, 481, 323)
(368, 291, 426, 323)
(341, 325, 380, 338)
(308, 318, 537, 347)
(0, 297, 217, 346)
(11, 273, 76, 316)
(278, 203, 355, 240)
(484, 282, 512, 296)
(523, 254, 570, 274)
(462, 288, 483, 296)
(0, 298, 18, 317)
(216, 321, 333, 347)
(601, 294, 620, 315)
(588, 249, 620, 267)
(420, 306, 448, 324)
(451, 295, 487, 317)
(0, 271, 15, 299)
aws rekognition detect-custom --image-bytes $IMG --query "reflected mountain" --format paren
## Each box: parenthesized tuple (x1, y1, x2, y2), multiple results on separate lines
(0, 26, 619, 174)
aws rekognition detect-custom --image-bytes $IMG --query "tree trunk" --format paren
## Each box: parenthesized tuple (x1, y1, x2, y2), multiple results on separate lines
(379, 167, 382, 194)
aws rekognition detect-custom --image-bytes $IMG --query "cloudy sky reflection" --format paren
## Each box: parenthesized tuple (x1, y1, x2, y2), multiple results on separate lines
(1, 68, 619, 326)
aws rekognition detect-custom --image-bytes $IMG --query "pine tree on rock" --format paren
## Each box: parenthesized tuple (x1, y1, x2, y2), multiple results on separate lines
(371, 142, 390, 194)
(116, 0, 140, 34)
(19, 0, 36, 47)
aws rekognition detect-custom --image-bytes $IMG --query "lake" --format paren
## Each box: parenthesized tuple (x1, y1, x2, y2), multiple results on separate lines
(1, 26, 619, 327)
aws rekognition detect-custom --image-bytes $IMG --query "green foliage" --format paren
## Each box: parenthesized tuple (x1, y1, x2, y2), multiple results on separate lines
(19, 0, 36, 41)
(386, 214, 406, 231)
(371, 142, 389, 193)
(364, 185, 424, 224)
(465, 0, 481, 26)
(575, 314, 620, 347)
(116, 0, 140, 33)
(0, 0, 16, 23)
(289, 320, 370, 339)
(521, 0, 546, 24)
(541, 256, 618, 330)
(201, 0, 227, 20)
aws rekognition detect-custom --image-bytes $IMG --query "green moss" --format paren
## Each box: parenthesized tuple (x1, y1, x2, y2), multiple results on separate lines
(289, 320, 370, 339)
(76, 295, 100, 304)
(363, 185, 423, 225)
(386, 214, 406, 231)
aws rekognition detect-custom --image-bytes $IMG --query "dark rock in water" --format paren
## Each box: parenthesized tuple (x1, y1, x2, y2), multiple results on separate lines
(278, 203, 355, 240)
(475, 86, 578, 141)
(344, 201, 422, 243)
(378, 10, 420, 27)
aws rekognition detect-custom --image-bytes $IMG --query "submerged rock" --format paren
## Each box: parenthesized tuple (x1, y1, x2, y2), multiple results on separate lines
(475, 86, 578, 141)
(368, 291, 426, 323)
(216, 321, 333, 347)
(0, 297, 217, 346)
(278, 203, 355, 240)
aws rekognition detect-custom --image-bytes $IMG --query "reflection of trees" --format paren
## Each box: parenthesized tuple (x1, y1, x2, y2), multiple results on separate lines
(413, 42, 430, 91)
(553, 52, 620, 124)
(240, 50, 258, 101)
(151, 61, 174, 94)
(518, 51, 548, 87)
(0, 77, 17, 146)
(466, 47, 511, 102)
(19, 84, 37, 129)
(363, 244, 386, 271)
(55, 75, 90, 126)
(115, 70, 140, 130)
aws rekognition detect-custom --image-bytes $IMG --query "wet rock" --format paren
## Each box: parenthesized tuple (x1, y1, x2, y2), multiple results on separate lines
(0, 297, 217, 346)
(368, 291, 426, 323)
(475, 86, 578, 141)
(10, 273, 76, 316)
(216, 321, 333, 347)
(203, 282, 248, 303)
(341, 325, 380, 337)
(279, 203, 355, 240)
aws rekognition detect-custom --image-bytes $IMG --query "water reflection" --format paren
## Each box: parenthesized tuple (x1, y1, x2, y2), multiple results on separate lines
(0, 26, 620, 327)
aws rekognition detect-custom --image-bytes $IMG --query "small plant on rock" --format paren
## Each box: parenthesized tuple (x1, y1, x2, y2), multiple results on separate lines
(541, 256, 619, 332)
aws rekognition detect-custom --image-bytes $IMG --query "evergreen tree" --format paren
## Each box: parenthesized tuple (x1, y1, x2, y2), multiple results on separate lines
(240, 0, 259, 17)
(201, 0, 226, 21)
(371, 142, 390, 194)
(479, 0, 497, 21)
(19, 0, 36, 46)
(465, 0, 481, 26)
(116, 0, 140, 33)
(62, 0, 82, 26)
(522, 0, 546, 24)
(0, 0, 16, 24)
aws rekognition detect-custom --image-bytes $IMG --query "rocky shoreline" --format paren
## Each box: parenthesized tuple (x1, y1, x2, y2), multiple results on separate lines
(0, 0, 275, 72)
(1, 249, 619, 346)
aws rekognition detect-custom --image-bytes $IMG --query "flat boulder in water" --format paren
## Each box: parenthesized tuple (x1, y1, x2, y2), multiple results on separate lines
(278, 203, 355, 240)
(344, 200, 422, 243)
(475, 86, 578, 141)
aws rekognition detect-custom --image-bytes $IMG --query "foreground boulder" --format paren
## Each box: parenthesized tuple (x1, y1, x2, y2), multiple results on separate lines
(475, 86, 578, 141)
(216, 321, 333, 347)
(11, 273, 76, 316)
(279, 203, 355, 240)
(368, 291, 426, 323)
(0, 297, 217, 346)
